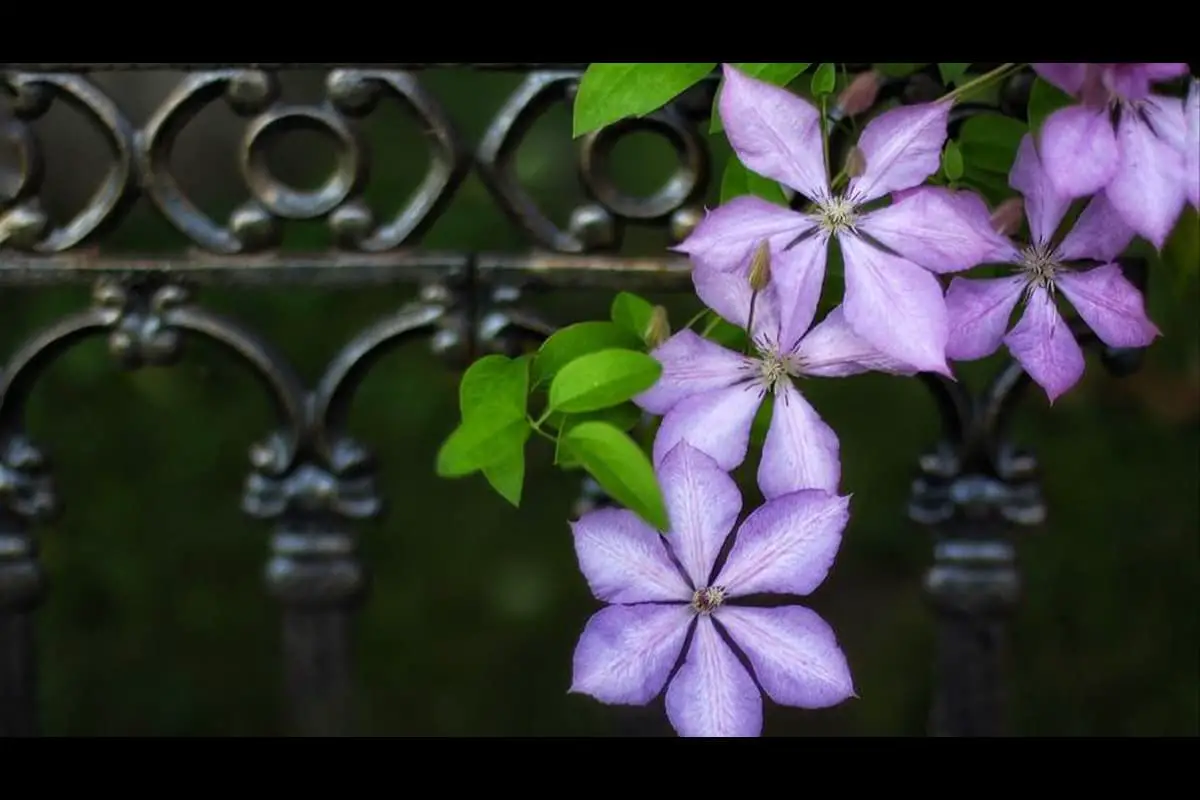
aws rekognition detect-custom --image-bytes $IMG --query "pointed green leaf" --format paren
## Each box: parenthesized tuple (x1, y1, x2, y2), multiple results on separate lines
(610, 292, 657, 341)
(811, 62, 837, 97)
(560, 421, 668, 531)
(720, 158, 789, 205)
(1027, 77, 1075, 135)
(548, 349, 663, 414)
(483, 446, 526, 507)
(436, 416, 531, 478)
(959, 113, 1027, 174)
(937, 63, 972, 85)
(532, 321, 643, 387)
(711, 63, 811, 133)
(459, 354, 529, 421)
(573, 63, 716, 137)
(942, 140, 964, 182)
(551, 403, 644, 468)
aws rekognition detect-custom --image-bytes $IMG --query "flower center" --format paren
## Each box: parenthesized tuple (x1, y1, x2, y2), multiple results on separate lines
(747, 338, 799, 394)
(1018, 243, 1060, 293)
(691, 586, 726, 615)
(815, 194, 859, 235)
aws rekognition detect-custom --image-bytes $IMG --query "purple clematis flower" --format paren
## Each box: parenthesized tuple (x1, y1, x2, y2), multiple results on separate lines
(1033, 62, 1191, 248)
(634, 265, 913, 499)
(569, 442, 855, 737)
(675, 64, 1002, 375)
(1186, 79, 1199, 210)
(943, 134, 1160, 402)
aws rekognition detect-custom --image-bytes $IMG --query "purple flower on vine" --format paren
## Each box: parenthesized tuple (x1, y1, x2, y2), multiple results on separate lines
(943, 134, 1159, 402)
(1033, 62, 1191, 248)
(675, 64, 1003, 376)
(634, 267, 913, 499)
(569, 442, 854, 737)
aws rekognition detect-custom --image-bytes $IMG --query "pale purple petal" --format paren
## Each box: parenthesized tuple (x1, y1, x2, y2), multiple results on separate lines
(571, 508, 692, 603)
(1032, 63, 1088, 97)
(664, 616, 762, 737)
(719, 63, 829, 200)
(691, 259, 782, 344)
(1003, 286, 1085, 403)
(657, 442, 743, 589)
(1056, 263, 1161, 349)
(757, 382, 841, 499)
(1010, 134, 1072, 245)
(840, 233, 951, 376)
(848, 102, 950, 203)
(652, 383, 762, 472)
(794, 305, 920, 377)
(772, 234, 829, 353)
(1106, 102, 1188, 249)
(718, 605, 855, 709)
(1186, 80, 1199, 208)
(859, 186, 1019, 273)
(944, 276, 1025, 361)
(675, 195, 813, 273)
(1055, 193, 1136, 263)
(1038, 105, 1120, 199)
(635, 330, 746, 416)
(570, 604, 693, 705)
(1104, 63, 1190, 102)
(715, 489, 849, 597)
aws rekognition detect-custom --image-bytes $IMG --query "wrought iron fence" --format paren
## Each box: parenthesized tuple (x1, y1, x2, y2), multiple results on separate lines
(0, 63, 1150, 737)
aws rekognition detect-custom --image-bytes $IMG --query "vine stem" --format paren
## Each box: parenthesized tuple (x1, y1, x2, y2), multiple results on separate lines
(939, 63, 1023, 105)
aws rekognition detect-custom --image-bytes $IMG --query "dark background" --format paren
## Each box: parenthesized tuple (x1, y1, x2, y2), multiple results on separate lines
(1, 67, 1196, 736)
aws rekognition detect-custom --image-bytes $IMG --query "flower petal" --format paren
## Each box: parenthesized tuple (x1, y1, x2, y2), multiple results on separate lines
(1104, 63, 1190, 102)
(675, 196, 813, 274)
(570, 603, 693, 705)
(652, 382, 762, 473)
(691, 258, 782, 343)
(664, 616, 762, 737)
(1106, 102, 1188, 249)
(794, 305, 920, 377)
(772, 234, 829, 352)
(859, 186, 1018, 273)
(1056, 263, 1160, 349)
(757, 382, 841, 499)
(1010, 133, 1072, 245)
(1186, 80, 1199, 208)
(1032, 63, 1088, 96)
(715, 489, 849, 597)
(571, 508, 692, 603)
(848, 102, 950, 203)
(635, 330, 747, 416)
(718, 605, 855, 709)
(840, 233, 951, 376)
(657, 442, 744, 589)
(1038, 105, 1120, 199)
(1055, 192, 1136, 263)
(1003, 286, 1085, 403)
(944, 276, 1025, 361)
(718, 63, 828, 200)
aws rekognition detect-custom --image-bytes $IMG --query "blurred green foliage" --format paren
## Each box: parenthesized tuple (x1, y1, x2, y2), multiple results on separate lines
(0, 68, 1196, 735)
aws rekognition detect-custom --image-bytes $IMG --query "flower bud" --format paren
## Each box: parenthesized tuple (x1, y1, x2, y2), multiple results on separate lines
(833, 70, 882, 119)
(989, 197, 1024, 237)
(748, 240, 772, 292)
(646, 305, 671, 348)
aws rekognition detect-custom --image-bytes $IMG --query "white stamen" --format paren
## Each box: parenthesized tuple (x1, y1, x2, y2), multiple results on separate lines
(691, 586, 726, 615)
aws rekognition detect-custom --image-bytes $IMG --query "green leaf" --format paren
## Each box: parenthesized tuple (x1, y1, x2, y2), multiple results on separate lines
(548, 349, 663, 414)
(459, 354, 529, 421)
(560, 421, 669, 531)
(720, 158, 789, 206)
(702, 316, 749, 350)
(532, 321, 643, 387)
(551, 404, 644, 468)
(959, 113, 1027, 174)
(811, 62, 836, 97)
(610, 292, 656, 341)
(749, 393, 774, 447)
(711, 63, 811, 133)
(1027, 77, 1075, 136)
(874, 63, 928, 78)
(937, 63, 971, 85)
(436, 415, 531, 478)
(573, 62, 716, 137)
(942, 140, 964, 182)
(483, 447, 526, 507)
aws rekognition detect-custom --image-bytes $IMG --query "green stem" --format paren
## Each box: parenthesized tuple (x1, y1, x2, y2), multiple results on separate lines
(682, 308, 709, 331)
(819, 95, 832, 179)
(744, 290, 759, 355)
(699, 314, 723, 337)
(527, 416, 558, 444)
(939, 63, 1023, 105)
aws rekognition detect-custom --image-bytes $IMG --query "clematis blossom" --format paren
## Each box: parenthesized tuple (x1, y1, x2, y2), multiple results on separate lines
(943, 134, 1160, 402)
(1187, 79, 1199, 209)
(675, 64, 1003, 375)
(635, 259, 915, 500)
(1033, 62, 1191, 248)
(569, 442, 855, 737)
